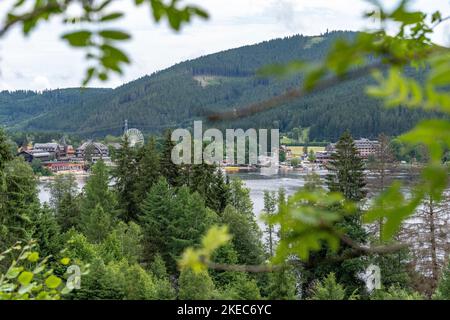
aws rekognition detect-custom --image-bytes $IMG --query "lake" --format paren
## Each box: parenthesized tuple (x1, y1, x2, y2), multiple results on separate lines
(37, 167, 420, 223)
(37, 171, 319, 219)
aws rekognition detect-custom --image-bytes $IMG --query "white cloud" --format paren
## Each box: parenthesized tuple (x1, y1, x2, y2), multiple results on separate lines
(32, 76, 51, 91)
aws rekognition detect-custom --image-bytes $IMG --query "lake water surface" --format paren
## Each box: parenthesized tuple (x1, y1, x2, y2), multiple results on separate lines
(37, 168, 420, 223)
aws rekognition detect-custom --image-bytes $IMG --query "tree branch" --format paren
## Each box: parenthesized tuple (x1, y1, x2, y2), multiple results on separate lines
(0, 1, 69, 38)
(206, 262, 281, 273)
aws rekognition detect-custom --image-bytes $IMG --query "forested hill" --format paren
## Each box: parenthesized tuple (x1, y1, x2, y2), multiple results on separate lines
(0, 31, 435, 141)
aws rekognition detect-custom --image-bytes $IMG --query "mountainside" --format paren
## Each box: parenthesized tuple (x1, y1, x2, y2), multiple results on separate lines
(0, 31, 435, 141)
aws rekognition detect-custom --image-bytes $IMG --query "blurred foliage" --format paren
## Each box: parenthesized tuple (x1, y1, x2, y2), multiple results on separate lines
(0, 240, 76, 300)
(179, 225, 231, 273)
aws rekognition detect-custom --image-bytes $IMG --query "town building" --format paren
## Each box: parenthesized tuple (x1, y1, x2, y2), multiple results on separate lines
(326, 138, 379, 159)
(76, 141, 109, 159)
(33, 142, 63, 158)
(315, 151, 332, 164)
(18, 150, 54, 162)
(44, 162, 84, 173)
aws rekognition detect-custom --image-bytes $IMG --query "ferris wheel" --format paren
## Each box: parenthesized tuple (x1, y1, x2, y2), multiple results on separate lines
(124, 128, 144, 147)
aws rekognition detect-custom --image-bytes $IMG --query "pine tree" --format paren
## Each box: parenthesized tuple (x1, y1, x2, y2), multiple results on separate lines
(221, 204, 265, 266)
(401, 193, 449, 293)
(298, 171, 368, 298)
(81, 204, 112, 243)
(99, 221, 143, 264)
(112, 135, 139, 221)
(134, 137, 161, 206)
(0, 128, 13, 174)
(57, 192, 82, 232)
(160, 129, 180, 187)
(0, 158, 40, 247)
(139, 177, 173, 265)
(80, 160, 117, 240)
(139, 178, 211, 272)
(213, 168, 230, 213)
(267, 266, 297, 300)
(326, 130, 367, 202)
(309, 273, 348, 300)
(228, 178, 254, 218)
(225, 273, 262, 300)
(49, 173, 80, 231)
(187, 163, 217, 209)
(166, 186, 212, 270)
(263, 191, 277, 257)
(178, 269, 217, 300)
(368, 133, 396, 241)
(149, 254, 176, 299)
(82, 159, 116, 214)
(30, 204, 61, 257)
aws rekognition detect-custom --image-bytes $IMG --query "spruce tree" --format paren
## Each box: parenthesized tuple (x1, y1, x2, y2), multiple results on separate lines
(178, 269, 216, 300)
(139, 178, 211, 272)
(0, 128, 13, 174)
(139, 177, 173, 265)
(212, 168, 230, 213)
(30, 204, 61, 257)
(267, 266, 297, 300)
(0, 158, 39, 247)
(309, 273, 348, 300)
(326, 130, 367, 202)
(221, 205, 264, 266)
(160, 129, 180, 187)
(112, 135, 139, 221)
(134, 137, 161, 206)
(263, 190, 277, 257)
(298, 170, 368, 298)
(81, 204, 112, 243)
(82, 159, 116, 214)
(80, 160, 117, 240)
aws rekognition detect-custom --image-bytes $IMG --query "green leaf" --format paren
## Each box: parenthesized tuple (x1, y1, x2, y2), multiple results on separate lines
(45, 275, 62, 289)
(6, 267, 23, 279)
(61, 31, 92, 47)
(201, 225, 232, 253)
(99, 30, 131, 40)
(27, 251, 39, 262)
(100, 44, 130, 63)
(18, 271, 34, 286)
(100, 12, 124, 22)
(60, 258, 70, 265)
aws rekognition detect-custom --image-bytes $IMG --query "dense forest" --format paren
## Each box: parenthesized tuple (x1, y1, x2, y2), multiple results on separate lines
(0, 31, 438, 141)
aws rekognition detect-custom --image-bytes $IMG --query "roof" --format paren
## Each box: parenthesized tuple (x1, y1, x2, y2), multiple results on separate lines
(77, 141, 109, 152)
(19, 150, 51, 158)
(34, 143, 59, 149)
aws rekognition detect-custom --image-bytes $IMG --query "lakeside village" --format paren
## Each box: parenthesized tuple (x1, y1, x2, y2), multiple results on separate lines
(16, 134, 382, 177)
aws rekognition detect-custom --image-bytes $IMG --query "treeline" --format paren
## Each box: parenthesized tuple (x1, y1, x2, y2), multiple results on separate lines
(1, 31, 439, 140)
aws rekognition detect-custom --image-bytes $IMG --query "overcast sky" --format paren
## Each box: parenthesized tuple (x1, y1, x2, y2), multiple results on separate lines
(0, 0, 449, 91)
